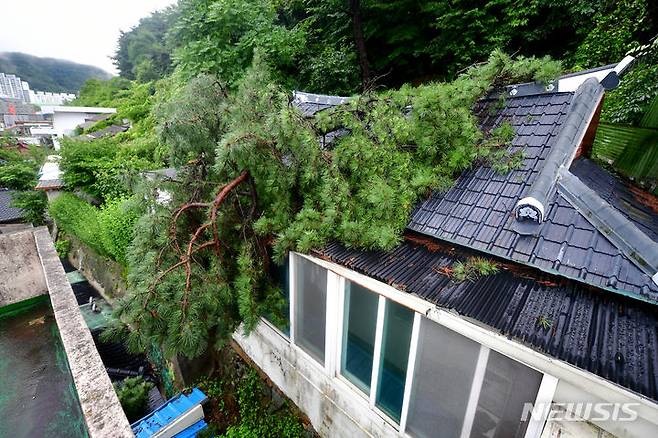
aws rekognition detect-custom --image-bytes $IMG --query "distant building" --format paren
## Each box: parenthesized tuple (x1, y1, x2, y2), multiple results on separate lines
(0, 73, 25, 100)
(0, 72, 75, 105)
(28, 90, 76, 106)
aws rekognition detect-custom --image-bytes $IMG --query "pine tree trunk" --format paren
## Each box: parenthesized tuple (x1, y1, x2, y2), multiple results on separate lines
(349, 0, 371, 90)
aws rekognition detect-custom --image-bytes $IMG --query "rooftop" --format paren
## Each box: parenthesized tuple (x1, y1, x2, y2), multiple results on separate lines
(0, 189, 24, 224)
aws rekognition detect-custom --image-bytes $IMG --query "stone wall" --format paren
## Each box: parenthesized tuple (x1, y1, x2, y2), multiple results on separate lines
(66, 234, 127, 301)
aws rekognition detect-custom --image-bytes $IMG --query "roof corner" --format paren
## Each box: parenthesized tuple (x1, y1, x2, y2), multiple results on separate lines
(557, 167, 658, 286)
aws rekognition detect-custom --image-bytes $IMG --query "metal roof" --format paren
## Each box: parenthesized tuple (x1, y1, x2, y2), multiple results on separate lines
(315, 235, 658, 403)
(0, 189, 24, 223)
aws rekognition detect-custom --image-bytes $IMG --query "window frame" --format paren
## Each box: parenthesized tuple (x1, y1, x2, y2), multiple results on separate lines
(289, 252, 557, 437)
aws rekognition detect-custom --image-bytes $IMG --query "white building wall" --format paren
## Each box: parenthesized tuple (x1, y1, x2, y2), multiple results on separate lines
(235, 253, 658, 438)
(235, 322, 400, 438)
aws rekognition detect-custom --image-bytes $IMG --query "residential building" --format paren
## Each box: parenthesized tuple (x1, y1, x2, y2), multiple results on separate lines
(0, 73, 25, 100)
(0, 72, 75, 105)
(39, 105, 116, 149)
(234, 61, 658, 438)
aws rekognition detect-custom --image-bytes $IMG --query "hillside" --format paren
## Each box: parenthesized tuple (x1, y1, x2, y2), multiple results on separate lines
(0, 52, 112, 94)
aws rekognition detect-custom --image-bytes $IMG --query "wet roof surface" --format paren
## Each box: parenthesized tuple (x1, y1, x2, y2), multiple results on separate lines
(317, 236, 658, 402)
(570, 157, 658, 242)
(407, 92, 658, 301)
(0, 189, 24, 223)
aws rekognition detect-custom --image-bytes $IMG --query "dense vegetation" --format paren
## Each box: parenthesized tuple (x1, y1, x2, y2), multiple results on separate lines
(0, 138, 47, 224)
(0, 52, 110, 93)
(45, 0, 655, 361)
(113, 0, 657, 94)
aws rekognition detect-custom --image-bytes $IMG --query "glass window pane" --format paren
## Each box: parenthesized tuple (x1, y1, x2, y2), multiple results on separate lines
(265, 257, 290, 335)
(375, 300, 414, 421)
(293, 255, 327, 364)
(406, 319, 480, 438)
(341, 281, 378, 394)
(470, 350, 542, 438)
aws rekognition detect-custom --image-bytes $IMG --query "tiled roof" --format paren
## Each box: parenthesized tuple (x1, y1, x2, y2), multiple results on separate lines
(292, 91, 349, 117)
(407, 90, 658, 302)
(0, 189, 24, 223)
(570, 158, 658, 242)
(35, 179, 64, 190)
(316, 236, 658, 403)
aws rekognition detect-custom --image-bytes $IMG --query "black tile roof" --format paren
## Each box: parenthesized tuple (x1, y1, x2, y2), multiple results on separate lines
(570, 158, 658, 242)
(407, 90, 658, 302)
(0, 189, 24, 223)
(316, 236, 658, 403)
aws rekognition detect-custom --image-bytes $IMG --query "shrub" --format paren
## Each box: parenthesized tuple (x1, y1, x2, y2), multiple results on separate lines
(49, 193, 139, 265)
(49, 193, 106, 256)
(114, 376, 154, 422)
(98, 197, 140, 265)
(10, 190, 48, 225)
(55, 239, 71, 258)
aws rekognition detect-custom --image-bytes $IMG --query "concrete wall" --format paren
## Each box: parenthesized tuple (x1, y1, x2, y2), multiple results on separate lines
(33, 228, 133, 437)
(67, 234, 127, 301)
(0, 229, 47, 307)
(234, 321, 400, 438)
(53, 112, 88, 136)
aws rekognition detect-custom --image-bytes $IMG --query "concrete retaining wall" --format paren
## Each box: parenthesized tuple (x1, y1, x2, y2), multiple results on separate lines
(67, 234, 127, 301)
(0, 229, 48, 307)
(33, 228, 133, 437)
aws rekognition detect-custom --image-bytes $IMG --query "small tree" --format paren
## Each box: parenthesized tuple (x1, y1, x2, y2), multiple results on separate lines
(114, 376, 154, 422)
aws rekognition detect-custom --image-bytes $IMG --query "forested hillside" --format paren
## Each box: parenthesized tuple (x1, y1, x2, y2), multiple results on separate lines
(0, 52, 111, 93)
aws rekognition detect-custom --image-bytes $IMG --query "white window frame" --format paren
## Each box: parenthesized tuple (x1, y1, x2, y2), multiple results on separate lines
(290, 252, 558, 435)
(289, 253, 330, 371)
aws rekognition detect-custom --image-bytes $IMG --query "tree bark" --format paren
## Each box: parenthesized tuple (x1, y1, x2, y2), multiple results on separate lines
(349, 0, 371, 90)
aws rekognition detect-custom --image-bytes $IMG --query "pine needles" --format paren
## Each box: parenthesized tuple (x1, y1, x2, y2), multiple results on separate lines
(111, 51, 560, 358)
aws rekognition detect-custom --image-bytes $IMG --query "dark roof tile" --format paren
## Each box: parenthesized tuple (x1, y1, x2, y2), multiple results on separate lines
(0, 189, 24, 223)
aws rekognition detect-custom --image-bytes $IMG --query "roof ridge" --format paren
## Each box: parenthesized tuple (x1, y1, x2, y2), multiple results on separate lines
(557, 167, 658, 287)
(514, 78, 604, 223)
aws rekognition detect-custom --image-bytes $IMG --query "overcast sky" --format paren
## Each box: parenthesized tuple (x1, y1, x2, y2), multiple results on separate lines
(0, 0, 177, 75)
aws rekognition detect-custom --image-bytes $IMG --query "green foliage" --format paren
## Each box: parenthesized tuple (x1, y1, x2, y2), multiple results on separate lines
(55, 239, 71, 258)
(601, 39, 658, 125)
(0, 52, 110, 94)
(114, 7, 178, 81)
(49, 193, 107, 256)
(72, 77, 132, 107)
(0, 161, 37, 191)
(11, 191, 48, 225)
(571, 0, 650, 68)
(172, 0, 306, 87)
(0, 141, 47, 224)
(97, 197, 140, 265)
(49, 193, 139, 263)
(452, 257, 499, 282)
(113, 377, 154, 422)
(115, 52, 560, 359)
(537, 315, 553, 331)
(221, 370, 303, 438)
(59, 135, 161, 202)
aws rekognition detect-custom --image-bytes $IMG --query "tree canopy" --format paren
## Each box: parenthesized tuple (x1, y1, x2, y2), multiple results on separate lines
(103, 52, 561, 358)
